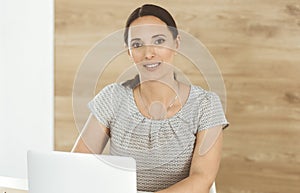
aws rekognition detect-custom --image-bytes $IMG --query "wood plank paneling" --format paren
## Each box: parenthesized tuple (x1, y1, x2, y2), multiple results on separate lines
(55, 0, 300, 192)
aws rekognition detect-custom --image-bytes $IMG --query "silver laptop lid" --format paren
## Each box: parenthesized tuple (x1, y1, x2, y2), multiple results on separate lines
(27, 150, 136, 193)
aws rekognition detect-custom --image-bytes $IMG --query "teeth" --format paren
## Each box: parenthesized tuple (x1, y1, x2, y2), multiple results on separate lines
(144, 63, 160, 68)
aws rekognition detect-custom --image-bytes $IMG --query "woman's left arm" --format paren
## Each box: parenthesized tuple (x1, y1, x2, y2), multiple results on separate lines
(156, 125, 223, 193)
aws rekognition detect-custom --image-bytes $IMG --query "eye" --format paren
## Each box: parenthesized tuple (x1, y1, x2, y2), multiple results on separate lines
(131, 42, 143, 48)
(154, 38, 165, 45)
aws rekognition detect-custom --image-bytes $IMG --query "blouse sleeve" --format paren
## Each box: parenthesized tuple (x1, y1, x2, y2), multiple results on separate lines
(87, 83, 119, 128)
(197, 91, 229, 132)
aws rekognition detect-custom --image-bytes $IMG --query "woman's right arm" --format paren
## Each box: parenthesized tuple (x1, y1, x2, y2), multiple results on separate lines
(71, 113, 110, 154)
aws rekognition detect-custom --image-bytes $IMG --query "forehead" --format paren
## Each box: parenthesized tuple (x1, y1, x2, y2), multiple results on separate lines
(128, 16, 172, 39)
(130, 15, 166, 26)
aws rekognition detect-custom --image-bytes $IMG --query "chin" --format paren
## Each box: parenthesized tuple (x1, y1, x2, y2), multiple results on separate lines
(139, 72, 172, 83)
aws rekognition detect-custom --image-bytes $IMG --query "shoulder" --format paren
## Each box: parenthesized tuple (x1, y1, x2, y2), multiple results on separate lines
(97, 83, 130, 96)
(92, 83, 132, 106)
(100, 82, 125, 92)
(191, 85, 228, 131)
(190, 85, 220, 102)
(189, 85, 224, 114)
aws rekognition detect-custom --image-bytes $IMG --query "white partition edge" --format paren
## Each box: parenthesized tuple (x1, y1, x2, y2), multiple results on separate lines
(0, 0, 54, 181)
(0, 176, 28, 190)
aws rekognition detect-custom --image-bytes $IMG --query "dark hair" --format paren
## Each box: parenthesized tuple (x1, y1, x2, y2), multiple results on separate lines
(124, 4, 178, 46)
(122, 4, 178, 88)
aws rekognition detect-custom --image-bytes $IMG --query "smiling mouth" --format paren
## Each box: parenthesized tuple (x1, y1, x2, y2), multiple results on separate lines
(143, 62, 161, 71)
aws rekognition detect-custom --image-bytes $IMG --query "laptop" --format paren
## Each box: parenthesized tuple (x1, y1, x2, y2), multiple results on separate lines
(27, 150, 137, 193)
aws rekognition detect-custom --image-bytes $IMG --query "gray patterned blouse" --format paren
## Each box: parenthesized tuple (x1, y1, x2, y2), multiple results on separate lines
(88, 83, 228, 192)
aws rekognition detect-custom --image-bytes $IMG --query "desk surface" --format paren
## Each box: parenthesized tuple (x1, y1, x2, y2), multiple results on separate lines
(0, 188, 151, 193)
(0, 176, 152, 193)
(0, 187, 26, 193)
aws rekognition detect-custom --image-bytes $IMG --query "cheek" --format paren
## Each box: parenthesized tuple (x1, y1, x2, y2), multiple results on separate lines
(130, 50, 144, 63)
(156, 47, 175, 62)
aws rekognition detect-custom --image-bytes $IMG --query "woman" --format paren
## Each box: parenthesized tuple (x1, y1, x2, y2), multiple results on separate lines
(73, 4, 229, 193)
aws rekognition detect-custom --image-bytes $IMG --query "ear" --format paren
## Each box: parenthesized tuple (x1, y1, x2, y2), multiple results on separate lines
(127, 49, 130, 56)
(175, 35, 181, 49)
(127, 47, 135, 63)
(127, 49, 133, 58)
(125, 43, 132, 56)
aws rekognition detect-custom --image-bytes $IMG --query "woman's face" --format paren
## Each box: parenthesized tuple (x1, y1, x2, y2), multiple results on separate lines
(127, 16, 179, 81)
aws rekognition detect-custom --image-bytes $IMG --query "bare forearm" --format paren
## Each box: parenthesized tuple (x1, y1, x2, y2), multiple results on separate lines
(155, 174, 213, 193)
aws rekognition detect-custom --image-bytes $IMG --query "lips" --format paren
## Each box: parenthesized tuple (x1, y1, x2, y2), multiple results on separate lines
(142, 62, 161, 71)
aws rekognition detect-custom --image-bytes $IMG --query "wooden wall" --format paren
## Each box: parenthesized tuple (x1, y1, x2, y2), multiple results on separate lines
(55, 0, 300, 192)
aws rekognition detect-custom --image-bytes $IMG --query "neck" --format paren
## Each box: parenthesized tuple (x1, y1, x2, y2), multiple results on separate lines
(139, 79, 178, 104)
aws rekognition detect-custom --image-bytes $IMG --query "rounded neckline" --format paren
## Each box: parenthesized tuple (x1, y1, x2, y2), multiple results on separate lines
(130, 84, 193, 122)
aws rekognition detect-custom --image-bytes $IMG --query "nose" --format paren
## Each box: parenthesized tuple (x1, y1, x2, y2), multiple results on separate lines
(144, 45, 155, 60)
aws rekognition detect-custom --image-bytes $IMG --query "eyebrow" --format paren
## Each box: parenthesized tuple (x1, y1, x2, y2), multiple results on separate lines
(152, 34, 167, 38)
(130, 34, 167, 43)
